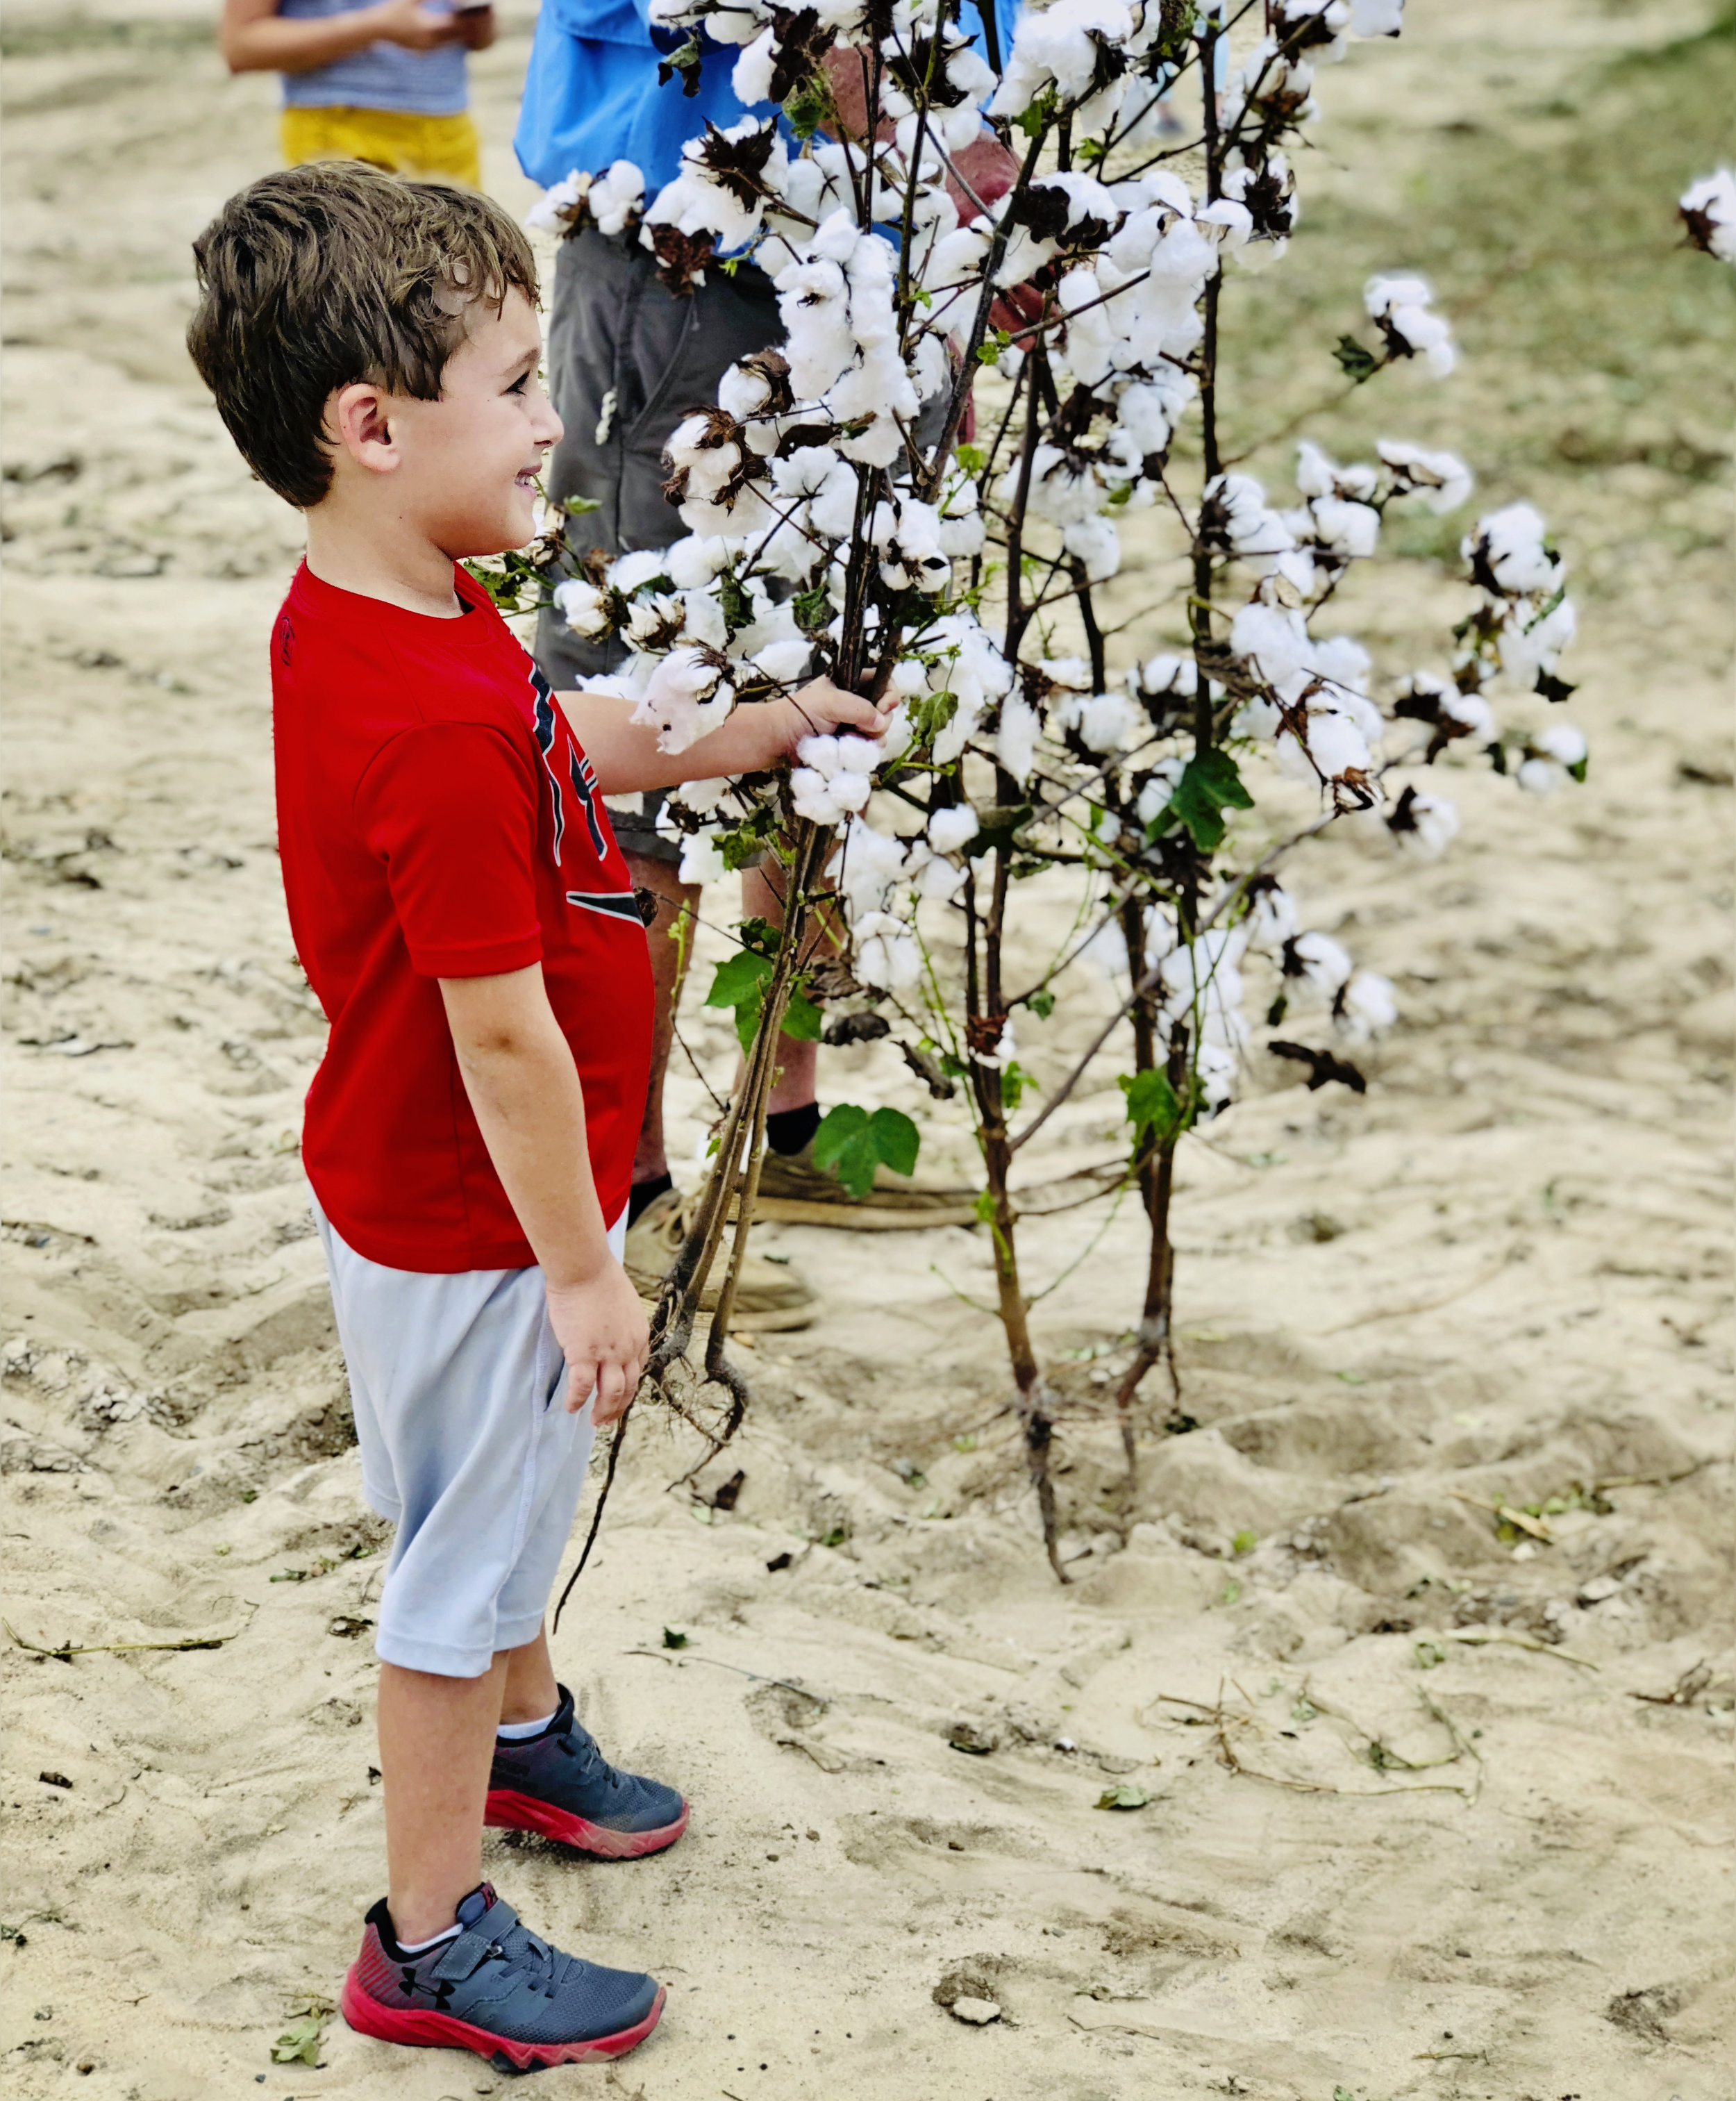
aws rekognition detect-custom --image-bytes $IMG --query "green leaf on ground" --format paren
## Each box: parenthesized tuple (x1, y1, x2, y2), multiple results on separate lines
(270, 2006, 331, 2066)
(1232, 1528, 1258, 1556)
(662, 1627, 689, 1650)
(812, 1104, 921, 1198)
(1095, 1784, 1151, 1810)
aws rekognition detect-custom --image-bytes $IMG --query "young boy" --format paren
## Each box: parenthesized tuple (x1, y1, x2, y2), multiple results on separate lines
(221, 0, 495, 188)
(186, 160, 888, 2068)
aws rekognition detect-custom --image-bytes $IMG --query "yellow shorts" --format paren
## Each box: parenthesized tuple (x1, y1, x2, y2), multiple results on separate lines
(281, 106, 482, 188)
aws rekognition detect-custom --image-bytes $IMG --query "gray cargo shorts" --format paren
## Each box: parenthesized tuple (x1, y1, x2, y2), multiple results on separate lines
(534, 227, 785, 865)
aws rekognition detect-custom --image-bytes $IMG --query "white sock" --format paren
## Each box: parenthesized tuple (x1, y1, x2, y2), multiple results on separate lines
(496, 1709, 558, 1741)
(397, 1921, 461, 1956)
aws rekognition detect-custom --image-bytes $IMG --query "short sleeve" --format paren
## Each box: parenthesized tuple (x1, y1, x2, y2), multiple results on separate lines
(355, 721, 545, 979)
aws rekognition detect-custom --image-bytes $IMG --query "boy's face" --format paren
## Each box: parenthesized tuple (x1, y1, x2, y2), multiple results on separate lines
(372, 288, 562, 558)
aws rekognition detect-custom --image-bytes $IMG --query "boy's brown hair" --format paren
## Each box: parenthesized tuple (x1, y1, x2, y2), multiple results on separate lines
(187, 161, 540, 510)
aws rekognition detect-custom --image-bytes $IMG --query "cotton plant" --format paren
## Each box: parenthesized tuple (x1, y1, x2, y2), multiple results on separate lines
(496, 0, 1587, 1572)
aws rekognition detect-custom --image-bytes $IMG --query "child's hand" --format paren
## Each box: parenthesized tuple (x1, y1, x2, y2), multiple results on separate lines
(544, 1261, 650, 1427)
(769, 674, 896, 763)
(373, 0, 464, 52)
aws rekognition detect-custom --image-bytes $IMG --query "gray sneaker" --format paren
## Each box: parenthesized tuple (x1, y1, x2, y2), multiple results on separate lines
(486, 1684, 688, 1859)
(342, 1882, 662, 2069)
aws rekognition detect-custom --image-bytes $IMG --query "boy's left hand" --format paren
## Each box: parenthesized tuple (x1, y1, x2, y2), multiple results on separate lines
(770, 674, 896, 761)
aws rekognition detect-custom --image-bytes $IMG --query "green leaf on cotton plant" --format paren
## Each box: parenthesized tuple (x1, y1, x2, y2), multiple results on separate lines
(1164, 749, 1254, 852)
(781, 987, 825, 1043)
(812, 1104, 921, 1198)
(1118, 1067, 1194, 1151)
(706, 950, 774, 1049)
(1333, 334, 1381, 383)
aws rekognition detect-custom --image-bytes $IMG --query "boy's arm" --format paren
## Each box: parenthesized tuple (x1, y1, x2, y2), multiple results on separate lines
(438, 964, 647, 1423)
(220, 0, 461, 75)
(562, 674, 892, 796)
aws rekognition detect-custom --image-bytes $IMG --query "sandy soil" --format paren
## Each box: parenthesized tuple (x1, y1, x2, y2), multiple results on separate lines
(3, 3, 1733, 2096)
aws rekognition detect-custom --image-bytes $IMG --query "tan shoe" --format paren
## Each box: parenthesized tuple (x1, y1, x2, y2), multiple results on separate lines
(751, 1138, 980, 1230)
(624, 1188, 817, 1332)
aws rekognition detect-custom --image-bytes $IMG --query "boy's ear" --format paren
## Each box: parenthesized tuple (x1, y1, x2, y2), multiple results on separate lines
(325, 381, 400, 477)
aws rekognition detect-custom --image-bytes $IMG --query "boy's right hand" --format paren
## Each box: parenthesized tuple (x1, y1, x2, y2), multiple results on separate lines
(545, 1261, 650, 1427)
(373, 0, 464, 51)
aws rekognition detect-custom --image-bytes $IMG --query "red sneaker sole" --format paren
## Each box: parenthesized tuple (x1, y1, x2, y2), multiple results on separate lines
(483, 1788, 690, 1859)
(341, 1968, 664, 2066)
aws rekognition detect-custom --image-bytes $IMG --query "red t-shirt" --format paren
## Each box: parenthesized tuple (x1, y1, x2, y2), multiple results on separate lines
(272, 562, 653, 1272)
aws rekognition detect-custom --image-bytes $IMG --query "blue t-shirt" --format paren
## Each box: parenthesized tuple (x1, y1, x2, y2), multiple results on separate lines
(515, 0, 1019, 196)
(281, 0, 468, 115)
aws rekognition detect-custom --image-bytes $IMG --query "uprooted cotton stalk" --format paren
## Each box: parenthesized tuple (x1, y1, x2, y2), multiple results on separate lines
(505, 0, 1586, 1584)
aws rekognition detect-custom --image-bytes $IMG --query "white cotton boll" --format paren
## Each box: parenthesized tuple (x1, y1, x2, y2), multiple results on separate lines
(1441, 689, 1494, 740)
(665, 774, 731, 819)
(1377, 438, 1473, 513)
(890, 658, 929, 699)
(928, 805, 979, 854)
(1310, 496, 1381, 559)
(996, 694, 1040, 784)
(1134, 654, 1199, 701)
(1195, 198, 1253, 251)
(835, 816, 909, 920)
(631, 647, 733, 756)
(1308, 634, 1372, 695)
(1505, 598, 1577, 682)
(790, 768, 844, 824)
(1306, 709, 1371, 779)
(1535, 723, 1587, 768)
(590, 160, 645, 236)
(1075, 690, 1138, 754)
(1337, 691, 1387, 749)
(1680, 168, 1736, 263)
(1244, 883, 1298, 954)
(1516, 757, 1558, 795)
(525, 170, 584, 235)
(662, 535, 731, 589)
(1062, 515, 1121, 582)
(553, 578, 611, 639)
(1296, 441, 1379, 504)
(836, 412, 908, 470)
(611, 549, 670, 593)
(751, 637, 814, 686)
(765, 447, 832, 499)
(731, 26, 777, 103)
(1286, 930, 1353, 1002)
(718, 361, 776, 422)
(1352, 0, 1404, 34)
(676, 827, 728, 886)
(1194, 1040, 1239, 1112)
(1365, 272, 1455, 376)
(908, 331, 949, 403)
(1467, 501, 1557, 595)
(1135, 758, 1184, 829)
(854, 911, 921, 991)
(1230, 602, 1310, 686)
(937, 508, 985, 558)
(1388, 786, 1458, 857)
(624, 591, 684, 647)
(1338, 970, 1397, 1042)
(808, 458, 862, 542)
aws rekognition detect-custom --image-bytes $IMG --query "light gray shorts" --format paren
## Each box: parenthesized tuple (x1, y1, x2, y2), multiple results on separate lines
(312, 1198, 627, 1679)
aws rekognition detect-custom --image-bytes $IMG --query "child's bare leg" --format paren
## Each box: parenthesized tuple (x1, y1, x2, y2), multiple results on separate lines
(499, 1623, 560, 1726)
(378, 1655, 508, 1943)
